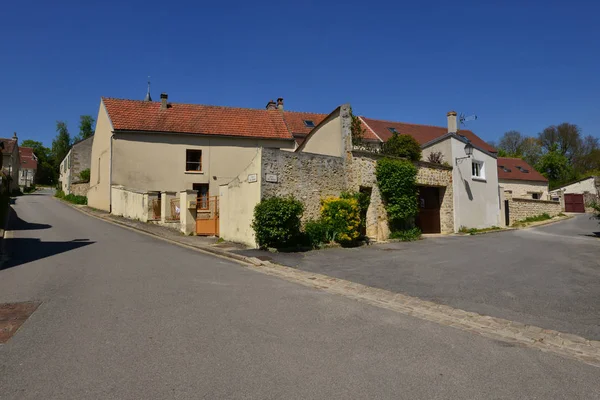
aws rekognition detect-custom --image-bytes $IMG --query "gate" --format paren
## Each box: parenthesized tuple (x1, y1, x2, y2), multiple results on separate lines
(564, 193, 585, 213)
(196, 196, 219, 236)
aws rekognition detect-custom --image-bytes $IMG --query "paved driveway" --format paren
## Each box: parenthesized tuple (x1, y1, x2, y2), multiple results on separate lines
(239, 215, 600, 340)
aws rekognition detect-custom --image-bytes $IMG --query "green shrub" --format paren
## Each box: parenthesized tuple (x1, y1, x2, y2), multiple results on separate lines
(375, 158, 419, 232)
(381, 133, 422, 161)
(303, 219, 331, 248)
(64, 194, 87, 205)
(55, 189, 65, 199)
(79, 168, 91, 183)
(23, 185, 36, 193)
(389, 227, 422, 241)
(252, 197, 304, 249)
(341, 191, 371, 233)
(320, 196, 361, 246)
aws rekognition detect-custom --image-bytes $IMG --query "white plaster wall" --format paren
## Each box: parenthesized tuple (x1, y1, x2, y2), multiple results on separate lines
(451, 138, 500, 230)
(421, 139, 452, 165)
(219, 151, 262, 247)
(111, 186, 149, 222)
(296, 109, 342, 157)
(549, 177, 597, 196)
(499, 179, 548, 199)
(88, 101, 113, 211)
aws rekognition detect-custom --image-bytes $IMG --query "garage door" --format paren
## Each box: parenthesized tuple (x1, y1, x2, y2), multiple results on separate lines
(564, 193, 585, 213)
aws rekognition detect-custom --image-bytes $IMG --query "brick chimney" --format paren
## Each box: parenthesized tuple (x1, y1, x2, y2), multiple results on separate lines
(266, 99, 277, 110)
(447, 111, 457, 133)
(160, 93, 168, 110)
(276, 98, 284, 111)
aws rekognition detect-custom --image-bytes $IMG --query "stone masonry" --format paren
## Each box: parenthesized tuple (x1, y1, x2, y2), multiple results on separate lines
(507, 197, 562, 225)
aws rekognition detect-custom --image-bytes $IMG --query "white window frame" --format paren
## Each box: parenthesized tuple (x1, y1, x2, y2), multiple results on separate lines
(471, 160, 485, 180)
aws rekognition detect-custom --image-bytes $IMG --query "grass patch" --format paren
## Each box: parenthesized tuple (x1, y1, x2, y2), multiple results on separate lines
(459, 225, 502, 235)
(55, 190, 87, 205)
(512, 213, 552, 227)
(389, 227, 422, 241)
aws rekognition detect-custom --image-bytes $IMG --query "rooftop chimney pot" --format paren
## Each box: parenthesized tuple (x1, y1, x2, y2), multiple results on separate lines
(447, 111, 457, 133)
(160, 93, 168, 110)
(266, 99, 277, 110)
(276, 98, 284, 111)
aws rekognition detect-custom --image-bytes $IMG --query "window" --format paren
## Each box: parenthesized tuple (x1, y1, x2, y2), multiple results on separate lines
(193, 183, 209, 210)
(303, 120, 315, 128)
(186, 150, 202, 172)
(472, 160, 484, 179)
(387, 127, 398, 134)
(532, 193, 541, 200)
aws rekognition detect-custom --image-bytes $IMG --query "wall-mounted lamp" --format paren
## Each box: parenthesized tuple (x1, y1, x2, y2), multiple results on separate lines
(455, 142, 474, 165)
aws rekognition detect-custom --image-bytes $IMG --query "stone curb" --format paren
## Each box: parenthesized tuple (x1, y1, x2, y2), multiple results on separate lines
(62, 198, 600, 368)
(515, 214, 573, 230)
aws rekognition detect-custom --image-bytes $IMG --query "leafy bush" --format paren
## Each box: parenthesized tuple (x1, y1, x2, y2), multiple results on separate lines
(389, 227, 422, 241)
(381, 133, 422, 161)
(64, 194, 87, 205)
(79, 168, 91, 183)
(341, 191, 371, 233)
(252, 197, 304, 249)
(375, 158, 419, 232)
(427, 151, 444, 164)
(320, 196, 361, 246)
(303, 219, 331, 248)
(55, 189, 65, 199)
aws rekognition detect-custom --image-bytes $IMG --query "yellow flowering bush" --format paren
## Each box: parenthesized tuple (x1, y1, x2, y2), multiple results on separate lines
(320, 196, 361, 245)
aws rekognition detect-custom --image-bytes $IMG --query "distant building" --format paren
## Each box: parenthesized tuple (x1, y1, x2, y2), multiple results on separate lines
(60, 136, 94, 195)
(0, 133, 20, 193)
(19, 147, 37, 188)
(497, 157, 549, 200)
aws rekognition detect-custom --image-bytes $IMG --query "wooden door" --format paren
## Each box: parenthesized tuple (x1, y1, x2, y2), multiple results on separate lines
(564, 194, 585, 213)
(416, 187, 441, 234)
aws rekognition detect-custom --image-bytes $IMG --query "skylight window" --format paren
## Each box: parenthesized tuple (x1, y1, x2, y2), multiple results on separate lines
(303, 120, 315, 128)
(387, 127, 398, 134)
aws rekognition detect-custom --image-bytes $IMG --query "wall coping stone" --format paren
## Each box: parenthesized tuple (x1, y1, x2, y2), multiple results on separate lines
(512, 198, 560, 205)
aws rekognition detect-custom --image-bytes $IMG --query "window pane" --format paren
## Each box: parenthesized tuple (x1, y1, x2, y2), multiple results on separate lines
(186, 150, 202, 171)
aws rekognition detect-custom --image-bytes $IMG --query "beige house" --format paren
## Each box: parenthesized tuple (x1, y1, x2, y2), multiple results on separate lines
(497, 157, 549, 200)
(87, 94, 323, 220)
(0, 133, 20, 193)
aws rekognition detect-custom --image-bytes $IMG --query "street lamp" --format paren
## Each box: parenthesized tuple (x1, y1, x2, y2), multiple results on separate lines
(455, 141, 474, 165)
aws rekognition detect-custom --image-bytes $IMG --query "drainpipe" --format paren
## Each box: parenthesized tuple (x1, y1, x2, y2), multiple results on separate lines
(109, 133, 114, 213)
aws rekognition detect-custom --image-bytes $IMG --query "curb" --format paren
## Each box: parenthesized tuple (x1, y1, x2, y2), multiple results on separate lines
(514, 215, 574, 230)
(60, 198, 600, 368)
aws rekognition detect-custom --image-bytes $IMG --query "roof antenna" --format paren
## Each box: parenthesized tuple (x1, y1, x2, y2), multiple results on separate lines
(458, 112, 478, 132)
(144, 76, 152, 102)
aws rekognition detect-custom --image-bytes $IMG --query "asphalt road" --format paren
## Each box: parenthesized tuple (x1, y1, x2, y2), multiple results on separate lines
(245, 214, 600, 340)
(1, 191, 599, 399)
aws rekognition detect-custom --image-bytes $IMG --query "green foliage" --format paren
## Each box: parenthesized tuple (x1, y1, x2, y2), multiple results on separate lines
(79, 168, 91, 183)
(350, 108, 365, 146)
(252, 197, 304, 249)
(303, 219, 332, 248)
(75, 115, 95, 142)
(64, 194, 87, 205)
(341, 191, 371, 232)
(52, 121, 72, 173)
(375, 158, 419, 232)
(459, 225, 501, 235)
(381, 133, 422, 161)
(320, 196, 361, 246)
(513, 213, 552, 226)
(389, 227, 422, 241)
(536, 144, 573, 187)
(20, 139, 56, 185)
(55, 189, 65, 199)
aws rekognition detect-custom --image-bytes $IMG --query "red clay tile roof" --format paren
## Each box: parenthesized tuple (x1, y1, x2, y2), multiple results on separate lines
(282, 111, 328, 135)
(102, 98, 294, 140)
(19, 147, 37, 170)
(0, 138, 17, 154)
(497, 157, 547, 182)
(360, 117, 497, 153)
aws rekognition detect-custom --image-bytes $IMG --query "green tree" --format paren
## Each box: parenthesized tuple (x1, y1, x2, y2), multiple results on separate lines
(519, 137, 543, 167)
(536, 144, 572, 187)
(498, 130, 524, 156)
(381, 133, 422, 161)
(538, 123, 582, 162)
(20, 139, 56, 185)
(75, 115, 95, 142)
(52, 121, 72, 171)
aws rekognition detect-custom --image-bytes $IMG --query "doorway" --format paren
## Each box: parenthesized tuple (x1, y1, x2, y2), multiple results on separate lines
(416, 186, 441, 234)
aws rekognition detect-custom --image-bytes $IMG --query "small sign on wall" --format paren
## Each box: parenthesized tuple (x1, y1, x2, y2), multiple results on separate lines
(248, 173, 257, 183)
(265, 174, 278, 183)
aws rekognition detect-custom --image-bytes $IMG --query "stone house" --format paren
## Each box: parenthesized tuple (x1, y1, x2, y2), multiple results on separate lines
(219, 105, 455, 247)
(497, 157, 549, 200)
(60, 136, 94, 196)
(87, 94, 327, 230)
(18, 147, 37, 188)
(0, 133, 20, 193)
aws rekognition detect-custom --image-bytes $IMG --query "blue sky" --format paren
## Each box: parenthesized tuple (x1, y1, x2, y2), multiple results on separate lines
(1, 0, 598, 147)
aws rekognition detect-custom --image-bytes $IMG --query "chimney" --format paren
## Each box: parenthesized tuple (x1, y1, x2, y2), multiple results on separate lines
(276, 97, 284, 110)
(447, 111, 457, 133)
(160, 93, 168, 110)
(266, 99, 277, 110)
(12, 131, 17, 140)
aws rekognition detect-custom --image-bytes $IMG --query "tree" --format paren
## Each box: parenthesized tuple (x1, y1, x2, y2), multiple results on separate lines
(536, 144, 572, 186)
(381, 133, 422, 161)
(574, 135, 600, 173)
(75, 115, 95, 142)
(519, 137, 543, 167)
(52, 121, 72, 171)
(20, 139, 56, 185)
(498, 130, 524, 156)
(538, 123, 582, 162)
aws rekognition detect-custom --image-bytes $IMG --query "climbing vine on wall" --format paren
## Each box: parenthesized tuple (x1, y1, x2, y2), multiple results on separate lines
(375, 157, 419, 232)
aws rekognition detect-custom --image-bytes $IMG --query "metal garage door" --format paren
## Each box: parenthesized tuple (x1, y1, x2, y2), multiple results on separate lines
(564, 194, 585, 213)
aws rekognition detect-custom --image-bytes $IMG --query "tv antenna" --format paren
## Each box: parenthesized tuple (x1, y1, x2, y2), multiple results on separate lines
(459, 113, 478, 126)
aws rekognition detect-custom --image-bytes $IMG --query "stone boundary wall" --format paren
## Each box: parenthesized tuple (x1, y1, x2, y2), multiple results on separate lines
(70, 182, 89, 197)
(260, 148, 346, 221)
(508, 197, 561, 225)
(111, 186, 150, 222)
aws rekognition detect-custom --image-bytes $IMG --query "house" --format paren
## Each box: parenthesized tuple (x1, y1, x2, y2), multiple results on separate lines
(87, 94, 324, 223)
(362, 112, 501, 231)
(18, 147, 37, 188)
(60, 136, 94, 196)
(0, 133, 20, 193)
(549, 176, 599, 212)
(497, 157, 548, 200)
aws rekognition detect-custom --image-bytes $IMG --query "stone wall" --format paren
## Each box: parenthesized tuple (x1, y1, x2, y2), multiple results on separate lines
(260, 148, 346, 221)
(508, 197, 561, 225)
(71, 136, 94, 182)
(70, 182, 89, 197)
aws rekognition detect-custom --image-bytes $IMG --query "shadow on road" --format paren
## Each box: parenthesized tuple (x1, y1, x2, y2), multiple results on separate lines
(1, 208, 94, 270)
